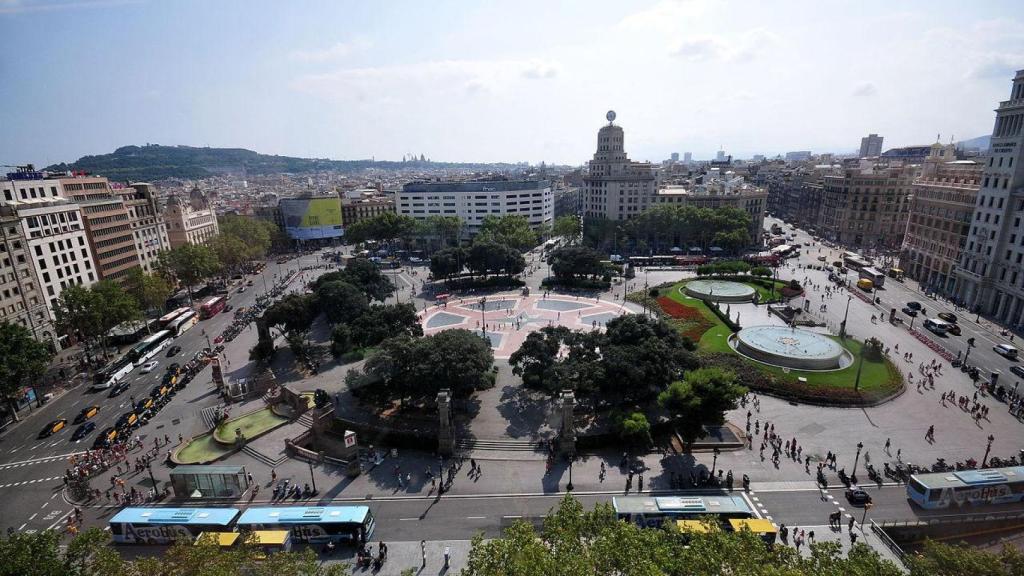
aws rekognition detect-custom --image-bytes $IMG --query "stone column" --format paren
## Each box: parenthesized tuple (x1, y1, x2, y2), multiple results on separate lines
(437, 389, 455, 456)
(558, 389, 577, 456)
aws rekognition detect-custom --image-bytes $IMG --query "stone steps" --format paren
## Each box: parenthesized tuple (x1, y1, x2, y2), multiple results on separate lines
(242, 444, 288, 467)
(455, 437, 546, 452)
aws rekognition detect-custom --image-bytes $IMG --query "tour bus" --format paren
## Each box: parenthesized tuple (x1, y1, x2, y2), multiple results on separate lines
(91, 357, 135, 390)
(159, 307, 192, 328)
(859, 266, 886, 288)
(168, 309, 199, 336)
(235, 506, 376, 545)
(199, 296, 227, 319)
(110, 507, 242, 544)
(923, 318, 952, 335)
(770, 244, 794, 258)
(843, 255, 872, 272)
(613, 495, 756, 530)
(126, 330, 172, 362)
(907, 466, 1024, 509)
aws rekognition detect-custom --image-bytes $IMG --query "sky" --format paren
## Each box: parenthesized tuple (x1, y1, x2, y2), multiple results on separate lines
(1, 0, 1022, 167)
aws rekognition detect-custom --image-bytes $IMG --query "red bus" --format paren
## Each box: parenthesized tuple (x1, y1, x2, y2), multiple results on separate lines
(199, 296, 227, 319)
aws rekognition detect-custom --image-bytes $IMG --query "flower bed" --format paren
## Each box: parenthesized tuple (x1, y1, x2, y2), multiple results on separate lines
(657, 296, 714, 341)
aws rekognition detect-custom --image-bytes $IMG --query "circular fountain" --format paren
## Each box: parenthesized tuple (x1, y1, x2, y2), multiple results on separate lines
(732, 325, 851, 370)
(684, 279, 756, 303)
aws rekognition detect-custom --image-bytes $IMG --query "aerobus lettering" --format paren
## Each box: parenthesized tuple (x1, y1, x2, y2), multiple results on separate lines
(938, 483, 1012, 507)
(289, 524, 331, 542)
(123, 523, 193, 543)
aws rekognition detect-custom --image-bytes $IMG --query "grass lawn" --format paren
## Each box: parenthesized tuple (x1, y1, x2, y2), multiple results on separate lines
(645, 281, 902, 398)
(213, 406, 289, 444)
(177, 432, 234, 464)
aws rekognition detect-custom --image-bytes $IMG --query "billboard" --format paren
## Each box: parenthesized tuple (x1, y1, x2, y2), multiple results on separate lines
(279, 197, 343, 241)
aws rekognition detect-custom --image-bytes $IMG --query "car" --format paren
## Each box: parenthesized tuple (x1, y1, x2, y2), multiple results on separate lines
(73, 405, 99, 424)
(92, 427, 117, 449)
(71, 421, 96, 441)
(39, 418, 67, 438)
(901, 306, 919, 317)
(817, 255, 827, 262)
(906, 301, 922, 311)
(238, 286, 246, 293)
(246, 280, 254, 286)
(108, 380, 131, 398)
(1011, 365, 1024, 378)
(994, 343, 1019, 359)
(937, 312, 958, 323)
(139, 361, 159, 374)
(166, 362, 181, 373)
(946, 324, 961, 336)
(90, 379, 113, 390)
(115, 412, 138, 431)
(166, 345, 182, 357)
(224, 304, 234, 313)
(845, 487, 872, 506)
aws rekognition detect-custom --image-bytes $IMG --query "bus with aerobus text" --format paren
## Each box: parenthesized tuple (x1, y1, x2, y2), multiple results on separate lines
(236, 506, 375, 545)
(126, 330, 173, 362)
(907, 466, 1024, 509)
(613, 495, 757, 530)
(159, 307, 192, 328)
(109, 507, 241, 544)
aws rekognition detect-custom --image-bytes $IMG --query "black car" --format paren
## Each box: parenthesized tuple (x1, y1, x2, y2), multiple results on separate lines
(946, 324, 961, 336)
(166, 362, 181, 373)
(845, 487, 873, 506)
(1010, 365, 1024, 379)
(166, 345, 182, 357)
(901, 306, 919, 317)
(937, 312, 958, 323)
(906, 301, 922, 311)
(38, 418, 68, 438)
(92, 427, 116, 449)
(71, 421, 96, 441)
(108, 380, 131, 398)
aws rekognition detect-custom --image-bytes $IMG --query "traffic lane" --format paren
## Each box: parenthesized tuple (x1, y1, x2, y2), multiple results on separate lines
(2, 488, 74, 535)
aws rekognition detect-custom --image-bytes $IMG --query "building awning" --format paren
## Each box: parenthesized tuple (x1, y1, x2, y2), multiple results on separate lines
(729, 518, 776, 534)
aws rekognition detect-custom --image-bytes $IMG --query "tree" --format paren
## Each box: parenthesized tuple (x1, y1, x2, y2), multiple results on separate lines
(54, 281, 139, 359)
(264, 293, 319, 333)
(315, 280, 368, 325)
(209, 234, 251, 274)
(349, 303, 423, 348)
(0, 322, 54, 421)
(509, 326, 603, 395)
(551, 215, 582, 245)
(122, 267, 172, 316)
(618, 412, 652, 449)
(330, 323, 354, 358)
(337, 258, 395, 302)
(91, 279, 141, 342)
(476, 214, 538, 251)
(467, 242, 526, 278)
(548, 246, 606, 282)
(430, 247, 467, 281)
(344, 212, 417, 246)
(906, 539, 1024, 575)
(218, 214, 274, 259)
(158, 244, 221, 304)
(659, 367, 747, 445)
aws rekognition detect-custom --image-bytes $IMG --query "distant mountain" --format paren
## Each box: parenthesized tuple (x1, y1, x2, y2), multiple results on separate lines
(957, 135, 990, 152)
(46, 144, 525, 182)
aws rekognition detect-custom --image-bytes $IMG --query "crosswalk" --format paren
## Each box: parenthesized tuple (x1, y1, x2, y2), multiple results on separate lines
(0, 476, 61, 489)
(0, 452, 79, 471)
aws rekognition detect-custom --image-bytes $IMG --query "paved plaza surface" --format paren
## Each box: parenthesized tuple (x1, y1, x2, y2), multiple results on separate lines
(3, 233, 1024, 568)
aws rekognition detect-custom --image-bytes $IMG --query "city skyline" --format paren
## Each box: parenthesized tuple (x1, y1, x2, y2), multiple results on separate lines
(1, 0, 1022, 166)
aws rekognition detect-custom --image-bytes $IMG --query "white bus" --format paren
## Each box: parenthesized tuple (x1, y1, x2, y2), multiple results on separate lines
(168, 310, 198, 337)
(923, 318, 951, 335)
(859, 266, 886, 288)
(159, 307, 192, 328)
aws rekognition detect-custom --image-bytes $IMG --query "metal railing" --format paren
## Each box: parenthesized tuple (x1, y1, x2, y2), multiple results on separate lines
(870, 520, 906, 561)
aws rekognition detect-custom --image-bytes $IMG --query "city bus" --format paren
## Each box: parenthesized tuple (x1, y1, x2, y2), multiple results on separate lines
(168, 310, 199, 336)
(109, 507, 242, 544)
(859, 266, 886, 288)
(159, 307, 192, 328)
(843, 255, 872, 272)
(613, 495, 756, 529)
(126, 330, 172, 362)
(907, 466, 1024, 509)
(235, 506, 376, 545)
(199, 296, 227, 319)
(91, 357, 135, 389)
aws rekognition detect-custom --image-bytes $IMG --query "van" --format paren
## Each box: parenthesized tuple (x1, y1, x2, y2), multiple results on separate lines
(857, 278, 874, 291)
(994, 344, 1019, 359)
(923, 318, 951, 335)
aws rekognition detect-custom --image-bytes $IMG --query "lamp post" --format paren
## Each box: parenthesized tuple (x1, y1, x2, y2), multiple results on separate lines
(851, 442, 863, 484)
(982, 434, 995, 468)
(963, 338, 976, 365)
(711, 447, 721, 478)
(308, 459, 318, 494)
(840, 295, 853, 339)
(480, 296, 487, 339)
(566, 454, 574, 492)
(145, 460, 158, 495)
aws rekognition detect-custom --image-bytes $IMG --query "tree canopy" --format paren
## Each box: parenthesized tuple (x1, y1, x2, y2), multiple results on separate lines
(430, 246, 467, 280)
(0, 322, 53, 419)
(551, 215, 582, 245)
(467, 242, 526, 277)
(548, 246, 607, 282)
(344, 212, 418, 245)
(658, 367, 747, 444)
(317, 259, 396, 302)
(348, 303, 423, 348)
(263, 293, 319, 333)
(314, 280, 368, 325)
(53, 281, 140, 357)
(157, 243, 221, 302)
(121, 267, 173, 314)
(585, 205, 751, 254)
(476, 214, 538, 251)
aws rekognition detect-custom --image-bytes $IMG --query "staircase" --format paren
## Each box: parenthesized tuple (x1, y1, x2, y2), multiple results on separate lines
(298, 412, 314, 428)
(200, 407, 221, 431)
(454, 437, 549, 461)
(242, 444, 289, 467)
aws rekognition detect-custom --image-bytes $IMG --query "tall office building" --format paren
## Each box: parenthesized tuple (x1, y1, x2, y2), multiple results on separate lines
(683, 152, 692, 163)
(954, 69, 1024, 324)
(859, 134, 884, 158)
(120, 183, 170, 274)
(820, 164, 915, 249)
(0, 207, 56, 346)
(582, 111, 658, 221)
(60, 175, 140, 282)
(397, 180, 552, 236)
(670, 152, 680, 162)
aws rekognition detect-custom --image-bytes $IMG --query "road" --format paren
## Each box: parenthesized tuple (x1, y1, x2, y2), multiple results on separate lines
(0, 251, 332, 534)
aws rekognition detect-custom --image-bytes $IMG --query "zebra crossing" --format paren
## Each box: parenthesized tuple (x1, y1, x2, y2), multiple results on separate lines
(0, 476, 61, 489)
(0, 452, 80, 471)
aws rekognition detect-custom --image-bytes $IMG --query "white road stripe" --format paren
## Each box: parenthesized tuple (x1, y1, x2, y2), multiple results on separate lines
(18, 523, 25, 531)
(503, 515, 522, 519)
(466, 516, 486, 519)
(28, 513, 37, 520)
(399, 517, 418, 521)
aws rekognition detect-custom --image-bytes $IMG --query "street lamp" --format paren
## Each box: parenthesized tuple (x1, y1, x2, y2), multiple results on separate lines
(711, 447, 721, 478)
(308, 459, 318, 495)
(566, 454, 574, 492)
(963, 337, 976, 365)
(840, 295, 853, 339)
(851, 442, 863, 484)
(480, 296, 487, 339)
(982, 434, 995, 468)
(145, 460, 159, 496)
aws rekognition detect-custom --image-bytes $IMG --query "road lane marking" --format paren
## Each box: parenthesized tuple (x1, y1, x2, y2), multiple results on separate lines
(18, 523, 25, 531)
(466, 516, 486, 519)
(28, 513, 37, 520)
(41, 502, 48, 508)
(399, 517, 418, 521)
(503, 515, 522, 519)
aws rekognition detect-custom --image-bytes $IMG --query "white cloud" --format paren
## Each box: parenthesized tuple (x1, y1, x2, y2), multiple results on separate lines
(852, 83, 878, 98)
(289, 37, 371, 63)
(967, 54, 1023, 80)
(672, 36, 724, 62)
(521, 60, 560, 80)
(671, 29, 778, 63)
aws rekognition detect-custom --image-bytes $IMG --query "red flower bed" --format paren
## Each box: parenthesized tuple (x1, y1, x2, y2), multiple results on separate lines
(657, 296, 714, 341)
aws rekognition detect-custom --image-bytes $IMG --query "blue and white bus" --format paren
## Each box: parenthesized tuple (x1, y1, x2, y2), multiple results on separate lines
(109, 507, 241, 544)
(613, 495, 756, 529)
(236, 506, 375, 545)
(907, 466, 1024, 509)
(127, 329, 172, 362)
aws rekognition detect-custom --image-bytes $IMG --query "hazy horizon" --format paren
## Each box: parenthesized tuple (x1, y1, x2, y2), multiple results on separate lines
(1, 0, 1021, 167)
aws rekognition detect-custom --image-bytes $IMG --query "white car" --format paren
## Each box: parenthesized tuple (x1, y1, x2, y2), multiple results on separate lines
(994, 344, 1019, 360)
(139, 361, 159, 374)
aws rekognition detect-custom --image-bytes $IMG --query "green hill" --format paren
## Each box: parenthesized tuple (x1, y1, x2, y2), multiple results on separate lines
(46, 144, 523, 181)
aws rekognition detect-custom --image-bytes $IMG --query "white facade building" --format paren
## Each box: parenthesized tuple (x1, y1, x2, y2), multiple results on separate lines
(121, 183, 170, 274)
(955, 69, 1024, 326)
(397, 180, 553, 236)
(582, 112, 658, 221)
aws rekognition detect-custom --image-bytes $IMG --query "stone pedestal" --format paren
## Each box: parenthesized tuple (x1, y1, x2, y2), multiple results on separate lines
(437, 389, 455, 456)
(558, 389, 576, 456)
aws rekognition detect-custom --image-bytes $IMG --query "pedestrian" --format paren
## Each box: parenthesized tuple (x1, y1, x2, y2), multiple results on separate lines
(849, 517, 855, 532)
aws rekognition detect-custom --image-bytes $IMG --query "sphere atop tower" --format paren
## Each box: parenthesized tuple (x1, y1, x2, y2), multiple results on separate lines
(606, 110, 616, 123)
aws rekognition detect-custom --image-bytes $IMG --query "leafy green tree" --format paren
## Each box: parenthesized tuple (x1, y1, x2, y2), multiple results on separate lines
(906, 539, 1024, 575)
(430, 246, 467, 281)
(53, 284, 102, 356)
(0, 322, 54, 422)
(122, 267, 173, 316)
(476, 214, 538, 251)
(337, 258, 395, 302)
(509, 326, 603, 395)
(264, 293, 319, 333)
(157, 244, 221, 304)
(551, 215, 582, 245)
(618, 412, 652, 449)
(350, 303, 423, 348)
(467, 242, 526, 278)
(315, 280, 368, 325)
(209, 234, 251, 274)
(659, 367, 747, 445)
(91, 279, 141, 343)
(218, 214, 274, 259)
(330, 323, 354, 358)
(548, 246, 606, 281)
(344, 212, 417, 247)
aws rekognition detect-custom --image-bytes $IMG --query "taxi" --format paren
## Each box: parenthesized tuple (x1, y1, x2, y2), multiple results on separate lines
(74, 405, 99, 424)
(39, 418, 68, 438)
(93, 427, 117, 449)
